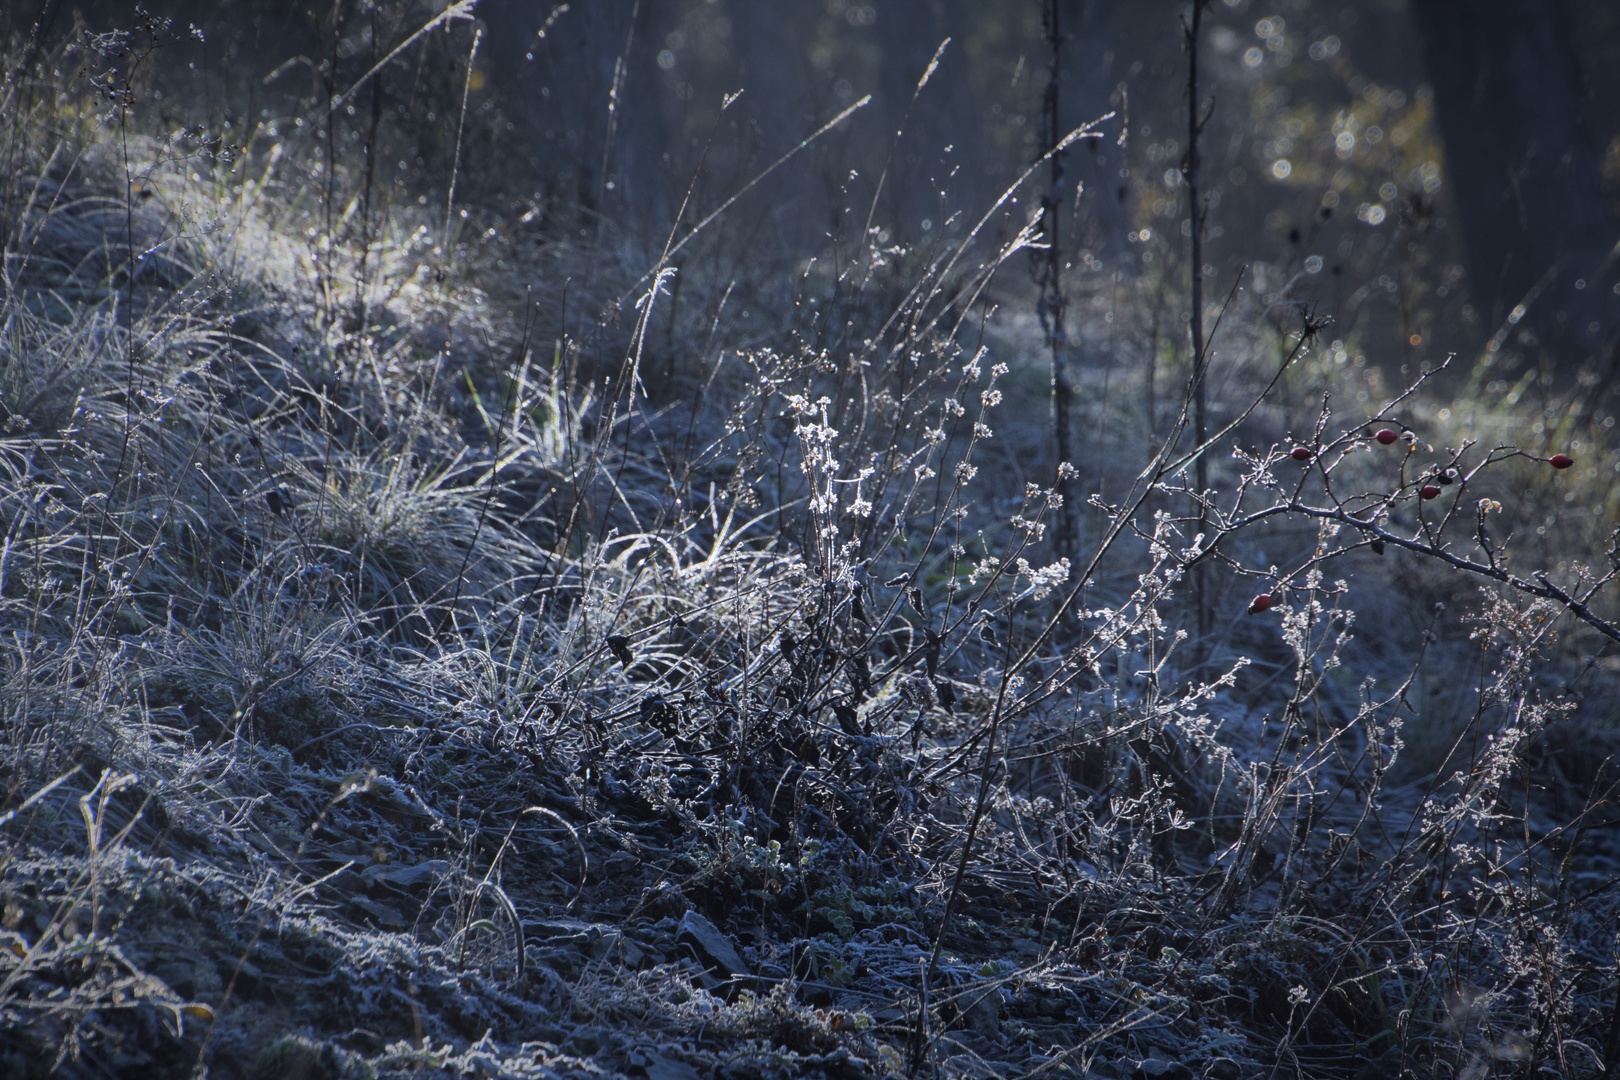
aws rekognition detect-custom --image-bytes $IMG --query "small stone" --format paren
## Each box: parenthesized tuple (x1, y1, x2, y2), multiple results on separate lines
(1134, 1058, 1193, 1080)
(645, 1055, 702, 1080)
(677, 910, 748, 976)
(362, 859, 450, 892)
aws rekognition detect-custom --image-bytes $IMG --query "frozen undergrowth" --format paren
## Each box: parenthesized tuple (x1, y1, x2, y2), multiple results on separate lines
(3, 19, 1620, 1080)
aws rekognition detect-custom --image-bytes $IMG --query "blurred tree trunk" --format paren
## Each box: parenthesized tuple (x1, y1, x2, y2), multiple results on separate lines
(1065, 0, 1131, 268)
(1409, 0, 1618, 371)
(481, 1, 674, 232)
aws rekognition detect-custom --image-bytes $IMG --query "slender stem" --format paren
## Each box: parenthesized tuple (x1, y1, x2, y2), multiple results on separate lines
(594, 0, 640, 244)
(444, 26, 481, 244)
(1039, 0, 1077, 568)
(1184, 0, 1210, 662)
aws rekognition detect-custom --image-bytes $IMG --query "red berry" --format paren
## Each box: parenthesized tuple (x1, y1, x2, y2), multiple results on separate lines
(1290, 446, 1312, 462)
(1375, 429, 1398, 445)
(1247, 593, 1274, 615)
(1549, 453, 1574, 469)
(1420, 484, 1441, 500)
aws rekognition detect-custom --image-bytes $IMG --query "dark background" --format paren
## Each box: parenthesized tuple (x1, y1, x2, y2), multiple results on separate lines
(15, 0, 1620, 380)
